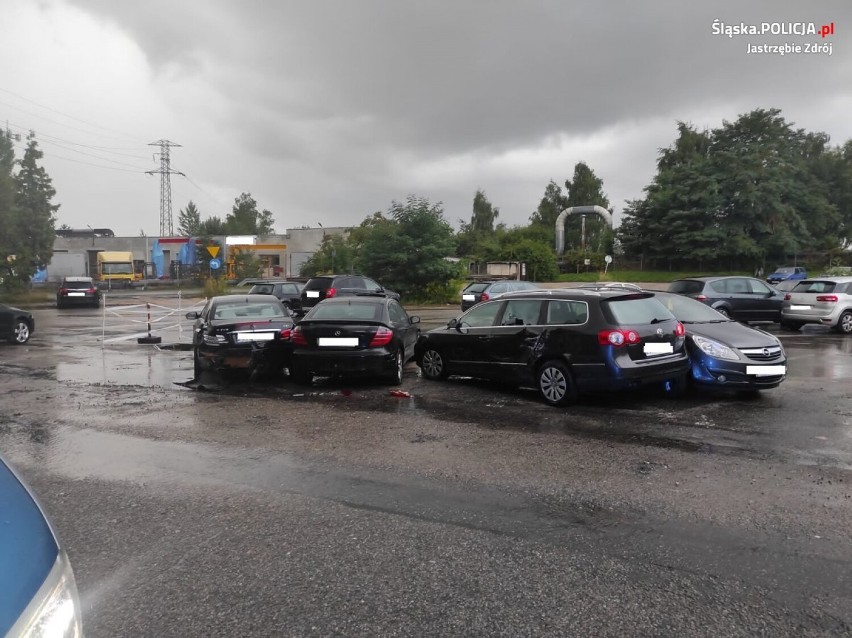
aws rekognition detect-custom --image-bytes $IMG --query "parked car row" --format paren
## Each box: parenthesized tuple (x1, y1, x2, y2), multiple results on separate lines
(186, 287, 418, 384)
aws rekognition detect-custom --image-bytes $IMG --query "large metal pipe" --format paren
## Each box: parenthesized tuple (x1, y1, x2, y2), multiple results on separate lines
(555, 205, 612, 255)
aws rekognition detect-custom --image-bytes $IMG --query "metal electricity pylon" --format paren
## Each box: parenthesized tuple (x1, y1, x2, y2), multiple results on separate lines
(146, 140, 185, 236)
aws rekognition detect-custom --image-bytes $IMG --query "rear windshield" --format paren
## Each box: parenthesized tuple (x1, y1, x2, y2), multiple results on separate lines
(309, 302, 381, 321)
(603, 296, 676, 325)
(463, 283, 489, 293)
(304, 277, 333, 292)
(667, 280, 704, 294)
(213, 302, 286, 320)
(792, 281, 836, 293)
(655, 293, 728, 322)
(63, 280, 94, 289)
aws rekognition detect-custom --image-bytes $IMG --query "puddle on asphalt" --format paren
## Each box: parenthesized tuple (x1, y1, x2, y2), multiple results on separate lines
(55, 345, 193, 388)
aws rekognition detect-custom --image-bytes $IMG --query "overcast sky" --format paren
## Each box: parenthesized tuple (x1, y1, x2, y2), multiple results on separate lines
(2, 0, 850, 236)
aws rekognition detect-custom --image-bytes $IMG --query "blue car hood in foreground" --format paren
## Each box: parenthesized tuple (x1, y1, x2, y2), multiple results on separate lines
(0, 459, 59, 636)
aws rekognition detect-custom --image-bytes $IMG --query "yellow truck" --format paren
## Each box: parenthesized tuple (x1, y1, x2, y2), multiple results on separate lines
(96, 251, 140, 288)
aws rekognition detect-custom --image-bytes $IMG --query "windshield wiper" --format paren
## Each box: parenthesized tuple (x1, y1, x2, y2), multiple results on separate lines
(649, 317, 667, 324)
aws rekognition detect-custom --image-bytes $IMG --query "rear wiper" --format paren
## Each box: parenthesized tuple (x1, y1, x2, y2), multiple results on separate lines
(649, 317, 667, 324)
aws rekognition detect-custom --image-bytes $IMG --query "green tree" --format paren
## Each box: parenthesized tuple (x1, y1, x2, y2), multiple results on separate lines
(6, 133, 58, 288)
(225, 192, 276, 235)
(471, 189, 499, 232)
(456, 189, 503, 261)
(529, 180, 568, 247)
(0, 132, 19, 287)
(198, 215, 227, 235)
(562, 162, 612, 253)
(299, 233, 353, 277)
(618, 111, 844, 269)
(177, 200, 202, 236)
(355, 195, 459, 299)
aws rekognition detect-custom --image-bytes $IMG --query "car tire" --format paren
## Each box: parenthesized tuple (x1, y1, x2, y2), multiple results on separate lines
(193, 350, 203, 377)
(536, 360, 578, 407)
(662, 373, 688, 399)
(715, 306, 731, 318)
(10, 320, 30, 345)
(420, 348, 448, 380)
(387, 349, 404, 385)
(835, 311, 852, 335)
(289, 364, 313, 386)
(780, 321, 803, 331)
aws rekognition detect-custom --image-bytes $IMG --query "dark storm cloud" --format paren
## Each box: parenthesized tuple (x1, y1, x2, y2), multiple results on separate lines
(51, 0, 852, 230)
(69, 0, 851, 157)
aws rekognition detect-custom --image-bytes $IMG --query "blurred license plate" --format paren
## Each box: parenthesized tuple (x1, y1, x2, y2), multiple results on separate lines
(319, 337, 358, 346)
(236, 332, 275, 342)
(747, 365, 786, 376)
(68, 292, 85, 296)
(644, 342, 673, 355)
(306, 291, 320, 298)
(789, 305, 809, 310)
(462, 294, 475, 301)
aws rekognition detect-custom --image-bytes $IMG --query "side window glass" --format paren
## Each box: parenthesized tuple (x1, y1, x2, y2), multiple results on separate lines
(364, 278, 381, 291)
(500, 300, 542, 326)
(546, 300, 588, 325)
(490, 283, 507, 294)
(748, 279, 771, 294)
(388, 302, 407, 324)
(725, 279, 746, 294)
(709, 281, 727, 294)
(461, 301, 502, 328)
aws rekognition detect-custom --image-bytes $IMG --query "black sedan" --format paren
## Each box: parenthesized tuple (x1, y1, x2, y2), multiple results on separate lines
(0, 303, 34, 345)
(185, 295, 295, 378)
(288, 297, 421, 386)
(247, 280, 304, 310)
(655, 292, 786, 392)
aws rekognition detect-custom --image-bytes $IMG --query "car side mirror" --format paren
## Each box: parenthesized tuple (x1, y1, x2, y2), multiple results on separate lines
(185, 311, 200, 320)
(410, 316, 421, 324)
(447, 318, 459, 329)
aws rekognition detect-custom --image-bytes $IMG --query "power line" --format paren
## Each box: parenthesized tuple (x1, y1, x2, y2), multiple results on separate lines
(0, 88, 147, 145)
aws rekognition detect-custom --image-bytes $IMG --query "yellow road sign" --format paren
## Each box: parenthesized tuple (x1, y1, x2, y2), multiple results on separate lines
(206, 245, 220, 258)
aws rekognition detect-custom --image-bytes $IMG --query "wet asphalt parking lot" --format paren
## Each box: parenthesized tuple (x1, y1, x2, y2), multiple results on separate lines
(1, 292, 851, 636)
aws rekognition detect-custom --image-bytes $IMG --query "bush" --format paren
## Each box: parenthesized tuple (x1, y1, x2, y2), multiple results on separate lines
(203, 278, 229, 298)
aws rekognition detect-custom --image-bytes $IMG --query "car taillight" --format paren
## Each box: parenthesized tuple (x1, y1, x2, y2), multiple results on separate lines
(480, 292, 490, 301)
(87, 288, 96, 293)
(291, 326, 308, 345)
(695, 295, 707, 301)
(784, 293, 792, 301)
(675, 322, 685, 337)
(369, 326, 394, 347)
(326, 287, 336, 298)
(816, 295, 838, 302)
(279, 328, 292, 340)
(58, 288, 67, 295)
(598, 329, 640, 346)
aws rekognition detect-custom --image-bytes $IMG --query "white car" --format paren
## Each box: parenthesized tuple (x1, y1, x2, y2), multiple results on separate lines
(781, 276, 852, 333)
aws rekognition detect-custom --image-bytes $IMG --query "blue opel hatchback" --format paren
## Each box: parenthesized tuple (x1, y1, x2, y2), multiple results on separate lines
(0, 455, 83, 637)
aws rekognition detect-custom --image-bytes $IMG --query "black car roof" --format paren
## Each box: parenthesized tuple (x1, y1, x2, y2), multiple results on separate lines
(313, 296, 390, 305)
(498, 288, 655, 301)
(213, 294, 285, 304)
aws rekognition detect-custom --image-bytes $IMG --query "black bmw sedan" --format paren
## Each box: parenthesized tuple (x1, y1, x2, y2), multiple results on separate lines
(289, 296, 421, 386)
(654, 292, 786, 392)
(185, 294, 295, 378)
